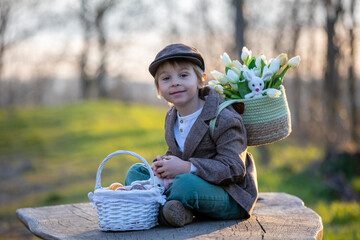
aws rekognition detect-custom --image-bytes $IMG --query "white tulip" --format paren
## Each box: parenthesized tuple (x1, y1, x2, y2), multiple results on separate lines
(262, 67, 274, 80)
(254, 68, 262, 77)
(230, 83, 238, 91)
(266, 88, 282, 98)
(256, 54, 266, 68)
(211, 70, 228, 85)
(231, 60, 242, 76)
(241, 47, 252, 63)
(211, 70, 224, 80)
(213, 85, 224, 95)
(276, 53, 288, 66)
(231, 66, 241, 76)
(218, 75, 229, 85)
(233, 60, 242, 69)
(221, 52, 233, 68)
(240, 65, 250, 74)
(268, 58, 280, 74)
(207, 80, 218, 88)
(226, 69, 240, 84)
(288, 56, 301, 68)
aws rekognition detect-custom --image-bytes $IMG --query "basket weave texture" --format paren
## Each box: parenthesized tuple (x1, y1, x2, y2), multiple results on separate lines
(88, 150, 166, 231)
(210, 86, 291, 146)
(241, 86, 291, 146)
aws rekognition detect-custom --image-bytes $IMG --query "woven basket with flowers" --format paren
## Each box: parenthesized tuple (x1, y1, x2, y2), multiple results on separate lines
(208, 47, 300, 146)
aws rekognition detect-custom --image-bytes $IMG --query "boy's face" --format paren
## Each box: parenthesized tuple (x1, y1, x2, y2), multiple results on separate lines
(157, 62, 204, 110)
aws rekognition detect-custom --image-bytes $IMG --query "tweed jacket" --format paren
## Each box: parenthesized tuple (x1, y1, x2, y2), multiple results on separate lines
(163, 87, 258, 217)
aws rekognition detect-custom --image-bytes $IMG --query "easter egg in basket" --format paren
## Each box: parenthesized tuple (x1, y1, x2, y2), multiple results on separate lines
(108, 182, 123, 190)
(130, 183, 146, 190)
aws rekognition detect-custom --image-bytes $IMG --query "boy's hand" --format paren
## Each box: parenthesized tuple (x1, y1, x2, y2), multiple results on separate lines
(152, 155, 164, 178)
(152, 155, 191, 179)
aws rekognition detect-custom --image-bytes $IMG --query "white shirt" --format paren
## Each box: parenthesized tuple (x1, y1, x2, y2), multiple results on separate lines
(174, 107, 203, 173)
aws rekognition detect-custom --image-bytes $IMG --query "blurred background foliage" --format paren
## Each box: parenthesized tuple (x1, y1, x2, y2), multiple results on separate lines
(0, 0, 359, 239)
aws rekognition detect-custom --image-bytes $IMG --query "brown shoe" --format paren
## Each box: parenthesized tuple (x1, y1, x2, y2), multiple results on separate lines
(159, 200, 193, 227)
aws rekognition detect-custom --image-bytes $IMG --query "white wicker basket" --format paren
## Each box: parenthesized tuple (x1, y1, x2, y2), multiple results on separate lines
(88, 150, 166, 231)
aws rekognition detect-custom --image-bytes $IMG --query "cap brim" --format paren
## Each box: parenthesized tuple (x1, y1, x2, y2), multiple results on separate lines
(149, 55, 204, 77)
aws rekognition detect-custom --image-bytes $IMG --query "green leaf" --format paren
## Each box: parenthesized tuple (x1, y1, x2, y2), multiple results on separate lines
(248, 57, 256, 69)
(240, 71, 245, 81)
(265, 78, 271, 89)
(267, 75, 275, 88)
(260, 59, 266, 75)
(237, 81, 251, 99)
(272, 77, 283, 89)
(279, 65, 290, 80)
(223, 89, 234, 98)
(225, 67, 231, 74)
(230, 89, 239, 95)
(230, 94, 242, 99)
(267, 75, 282, 89)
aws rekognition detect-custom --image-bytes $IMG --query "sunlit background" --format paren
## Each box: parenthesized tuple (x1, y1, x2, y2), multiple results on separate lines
(1, 0, 360, 239)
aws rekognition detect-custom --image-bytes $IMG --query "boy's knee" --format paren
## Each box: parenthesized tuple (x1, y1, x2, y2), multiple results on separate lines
(128, 163, 145, 172)
(174, 173, 199, 186)
(170, 174, 202, 199)
(125, 163, 150, 185)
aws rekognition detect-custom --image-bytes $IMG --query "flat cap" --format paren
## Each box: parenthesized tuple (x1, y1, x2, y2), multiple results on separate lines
(149, 43, 205, 77)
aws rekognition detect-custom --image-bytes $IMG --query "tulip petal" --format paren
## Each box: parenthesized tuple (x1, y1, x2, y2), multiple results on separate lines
(269, 59, 280, 74)
(221, 52, 233, 68)
(211, 70, 224, 80)
(288, 56, 301, 68)
(226, 69, 240, 83)
(265, 88, 282, 98)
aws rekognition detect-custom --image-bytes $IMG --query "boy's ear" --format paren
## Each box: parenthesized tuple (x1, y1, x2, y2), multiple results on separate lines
(156, 89, 162, 99)
(198, 74, 206, 88)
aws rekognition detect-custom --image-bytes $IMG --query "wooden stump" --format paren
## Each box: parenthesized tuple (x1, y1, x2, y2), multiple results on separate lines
(16, 192, 323, 240)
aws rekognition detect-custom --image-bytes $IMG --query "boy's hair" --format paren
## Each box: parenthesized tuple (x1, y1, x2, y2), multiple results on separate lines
(154, 59, 205, 91)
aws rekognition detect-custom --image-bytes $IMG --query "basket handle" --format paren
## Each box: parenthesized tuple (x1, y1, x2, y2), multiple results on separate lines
(209, 99, 245, 139)
(94, 150, 155, 190)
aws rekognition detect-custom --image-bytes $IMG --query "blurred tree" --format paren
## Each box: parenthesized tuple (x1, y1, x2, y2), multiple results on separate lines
(79, 0, 92, 99)
(289, 0, 302, 138)
(0, 0, 10, 81)
(94, 0, 113, 98)
(322, 0, 360, 155)
(233, 0, 245, 58)
(321, 0, 359, 200)
(78, 0, 114, 99)
(0, 0, 44, 106)
(165, 1, 180, 42)
(324, 0, 342, 156)
(0, 0, 40, 81)
(348, 0, 359, 146)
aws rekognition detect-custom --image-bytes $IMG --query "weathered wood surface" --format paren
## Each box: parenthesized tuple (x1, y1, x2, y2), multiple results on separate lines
(16, 192, 323, 240)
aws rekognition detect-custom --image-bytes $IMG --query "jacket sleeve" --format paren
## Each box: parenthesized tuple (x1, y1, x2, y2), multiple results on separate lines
(189, 110, 248, 186)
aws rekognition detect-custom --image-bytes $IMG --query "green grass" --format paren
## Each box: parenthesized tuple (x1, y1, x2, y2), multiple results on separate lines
(0, 100, 359, 239)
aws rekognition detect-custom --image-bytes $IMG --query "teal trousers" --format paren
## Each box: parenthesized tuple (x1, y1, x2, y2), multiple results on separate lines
(125, 163, 245, 220)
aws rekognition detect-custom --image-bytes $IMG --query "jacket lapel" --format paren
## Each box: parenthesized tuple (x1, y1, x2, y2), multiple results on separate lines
(165, 107, 183, 157)
(182, 88, 220, 160)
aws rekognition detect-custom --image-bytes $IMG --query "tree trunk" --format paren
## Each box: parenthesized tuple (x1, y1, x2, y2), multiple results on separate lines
(289, 0, 302, 140)
(348, 0, 358, 148)
(0, 2, 10, 81)
(94, 1, 112, 98)
(233, 0, 245, 58)
(324, 0, 341, 154)
(79, 0, 92, 99)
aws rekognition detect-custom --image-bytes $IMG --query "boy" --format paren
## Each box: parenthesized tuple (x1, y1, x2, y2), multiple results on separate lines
(125, 43, 258, 227)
